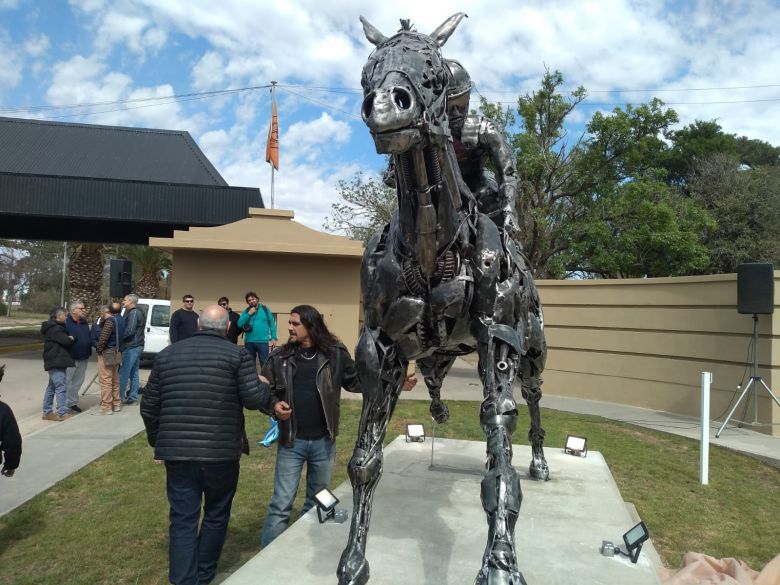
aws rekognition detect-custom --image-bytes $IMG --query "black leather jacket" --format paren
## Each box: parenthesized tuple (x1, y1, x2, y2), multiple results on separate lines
(261, 342, 361, 447)
(122, 306, 145, 351)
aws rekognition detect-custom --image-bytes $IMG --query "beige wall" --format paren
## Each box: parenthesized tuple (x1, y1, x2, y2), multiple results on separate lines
(537, 272, 780, 436)
(169, 250, 362, 351)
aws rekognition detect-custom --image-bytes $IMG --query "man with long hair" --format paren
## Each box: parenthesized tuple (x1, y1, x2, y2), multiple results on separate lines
(260, 305, 416, 546)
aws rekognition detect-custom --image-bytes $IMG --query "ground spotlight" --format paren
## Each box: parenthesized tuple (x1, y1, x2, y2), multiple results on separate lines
(313, 488, 340, 523)
(621, 521, 650, 563)
(564, 434, 588, 457)
(600, 520, 650, 564)
(406, 423, 425, 443)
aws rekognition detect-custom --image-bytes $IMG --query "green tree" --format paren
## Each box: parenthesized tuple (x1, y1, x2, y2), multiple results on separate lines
(113, 244, 171, 299)
(324, 172, 397, 243)
(489, 70, 687, 277)
(688, 153, 780, 273)
(569, 178, 714, 278)
(0, 240, 65, 314)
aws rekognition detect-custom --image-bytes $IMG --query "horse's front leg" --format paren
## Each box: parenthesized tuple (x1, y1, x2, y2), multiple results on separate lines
(475, 323, 527, 585)
(337, 327, 407, 585)
(418, 353, 457, 423)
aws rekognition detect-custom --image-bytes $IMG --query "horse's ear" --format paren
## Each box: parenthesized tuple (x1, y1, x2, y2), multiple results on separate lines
(430, 12, 468, 47)
(360, 16, 388, 46)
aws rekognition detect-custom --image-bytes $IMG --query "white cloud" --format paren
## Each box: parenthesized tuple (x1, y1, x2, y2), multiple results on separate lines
(94, 11, 166, 58)
(44, 54, 202, 132)
(191, 51, 226, 90)
(285, 113, 352, 163)
(0, 32, 22, 90)
(23, 33, 49, 57)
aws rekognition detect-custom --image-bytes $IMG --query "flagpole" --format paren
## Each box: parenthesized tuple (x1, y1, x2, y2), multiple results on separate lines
(270, 81, 277, 209)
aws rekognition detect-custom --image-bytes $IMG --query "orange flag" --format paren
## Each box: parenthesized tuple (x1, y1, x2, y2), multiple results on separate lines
(265, 94, 279, 170)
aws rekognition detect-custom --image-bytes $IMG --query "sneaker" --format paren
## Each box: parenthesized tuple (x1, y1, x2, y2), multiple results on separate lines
(69, 405, 83, 413)
(98, 409, 113, 416)
(112, 405, 122, 412)
(57, 413, 72, 421)
(123, 399, 137, 405)
(42, 412, 60, 421)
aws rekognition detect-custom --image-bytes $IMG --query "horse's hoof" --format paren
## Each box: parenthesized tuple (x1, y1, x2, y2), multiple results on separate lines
(529, 457, 549, 481)
(430, 400, 450, 424)
(337, 549, 370, 585)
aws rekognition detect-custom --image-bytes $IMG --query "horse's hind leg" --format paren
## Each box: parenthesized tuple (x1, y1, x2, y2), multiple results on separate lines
(475, 323, 526, 585)
(337, 328, 407, 585)
(417, 353, 457, 423)
(521, 287, 549, 481)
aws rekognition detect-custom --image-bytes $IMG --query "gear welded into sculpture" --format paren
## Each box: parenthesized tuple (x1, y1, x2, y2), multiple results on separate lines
(337, 13, 548, 585)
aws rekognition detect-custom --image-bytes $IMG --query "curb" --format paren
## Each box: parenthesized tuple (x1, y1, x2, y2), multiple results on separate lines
(0, 343, 43, 354)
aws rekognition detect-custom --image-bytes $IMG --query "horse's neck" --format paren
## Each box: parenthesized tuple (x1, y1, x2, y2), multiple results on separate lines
(394, 140, 465, 270)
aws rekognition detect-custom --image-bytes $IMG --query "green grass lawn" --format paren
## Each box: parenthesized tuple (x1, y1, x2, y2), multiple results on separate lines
(0, 401, 777, 585)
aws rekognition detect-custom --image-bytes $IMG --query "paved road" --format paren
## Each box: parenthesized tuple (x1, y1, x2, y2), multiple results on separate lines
(0, 349, 150, 436)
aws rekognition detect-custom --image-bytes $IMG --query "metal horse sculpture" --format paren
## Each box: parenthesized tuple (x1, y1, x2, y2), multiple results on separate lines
(338, 14, 548, 585)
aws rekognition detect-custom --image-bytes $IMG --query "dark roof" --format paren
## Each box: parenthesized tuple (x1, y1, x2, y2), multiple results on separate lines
(0, 116, 263, 244)
(0, 116, 227, 185)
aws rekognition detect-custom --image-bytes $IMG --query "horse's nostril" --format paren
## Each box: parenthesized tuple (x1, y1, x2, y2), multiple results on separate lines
(361, 93, 374, 121)
(392, 88, 412, 110)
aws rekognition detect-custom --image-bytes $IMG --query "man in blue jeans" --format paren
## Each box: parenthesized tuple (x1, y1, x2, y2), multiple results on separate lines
(120, 293, 145, 405)
(260, 305, 416, 547)
(236, 291, 277, 367)
(141, 304, 271, 585)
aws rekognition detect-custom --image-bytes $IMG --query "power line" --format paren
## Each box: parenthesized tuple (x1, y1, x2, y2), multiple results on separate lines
(0, 84, 272, 115)
(483, 82, 780, 94)
(2, 79, 778, 121)
(478, 96, 780, 107)
(277, 86, 363, 121)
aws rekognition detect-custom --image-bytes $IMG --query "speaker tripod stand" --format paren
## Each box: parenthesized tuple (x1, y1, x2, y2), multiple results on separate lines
(716, 314, 780, 438)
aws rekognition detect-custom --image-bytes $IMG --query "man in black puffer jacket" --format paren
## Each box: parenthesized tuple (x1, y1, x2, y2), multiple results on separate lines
(141, 304, 271, 585)
(40, 308, 75, 422)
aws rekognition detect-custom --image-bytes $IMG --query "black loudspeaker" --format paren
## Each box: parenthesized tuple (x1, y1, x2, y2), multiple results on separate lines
(110, 259, 133, 298)
(737, 263, 774, 314)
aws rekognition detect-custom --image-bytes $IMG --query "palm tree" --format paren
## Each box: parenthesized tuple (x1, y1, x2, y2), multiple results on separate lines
(118, 245, 171, 299)
(68, 243, 104, 320)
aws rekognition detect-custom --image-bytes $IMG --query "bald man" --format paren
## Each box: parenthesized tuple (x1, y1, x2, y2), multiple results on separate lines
(141, 304, 271, 585)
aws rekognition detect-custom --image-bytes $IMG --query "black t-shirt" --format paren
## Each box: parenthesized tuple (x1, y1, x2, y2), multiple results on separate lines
(293, 350, 327, 439)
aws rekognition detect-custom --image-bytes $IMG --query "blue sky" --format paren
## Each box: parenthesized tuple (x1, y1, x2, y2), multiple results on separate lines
(1, 0, 779, 230)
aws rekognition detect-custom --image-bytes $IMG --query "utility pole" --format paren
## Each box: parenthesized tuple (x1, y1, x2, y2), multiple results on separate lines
(60, 241, 67, 308)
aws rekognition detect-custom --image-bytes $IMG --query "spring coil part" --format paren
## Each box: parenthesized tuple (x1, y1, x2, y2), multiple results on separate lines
(402, 250, 459, 295)
(424, 146, 442, 186)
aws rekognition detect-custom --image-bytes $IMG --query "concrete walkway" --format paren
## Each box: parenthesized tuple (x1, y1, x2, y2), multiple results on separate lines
(1, 358, 778, 518)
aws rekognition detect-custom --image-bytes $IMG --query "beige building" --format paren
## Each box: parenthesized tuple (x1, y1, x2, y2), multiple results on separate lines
(152, 213, 779, 436)
(150, 208, 364, 351)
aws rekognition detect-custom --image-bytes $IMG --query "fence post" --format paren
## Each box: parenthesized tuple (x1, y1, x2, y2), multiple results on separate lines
(700, 371, 712, 485)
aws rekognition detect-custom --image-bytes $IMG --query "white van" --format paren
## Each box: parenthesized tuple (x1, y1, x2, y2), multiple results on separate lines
(135, 298, 171, 361)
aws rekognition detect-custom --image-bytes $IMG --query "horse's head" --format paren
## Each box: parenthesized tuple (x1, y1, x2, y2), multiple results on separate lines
(359, 13, 467, 154)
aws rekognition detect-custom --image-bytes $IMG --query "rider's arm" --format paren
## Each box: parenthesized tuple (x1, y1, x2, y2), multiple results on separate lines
(480, 118, 520, 229)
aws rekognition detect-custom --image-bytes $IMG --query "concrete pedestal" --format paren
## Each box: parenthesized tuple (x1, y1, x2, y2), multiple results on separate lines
(224, 436, 662, 585)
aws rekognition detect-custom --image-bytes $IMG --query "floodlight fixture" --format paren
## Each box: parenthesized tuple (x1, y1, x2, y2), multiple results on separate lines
(313, 488, 340, 523)
(564, 434, 588, 457)
(599, 520, 650, 564)
(406, 423, 425, 443)
(621, 520, 650, 563)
